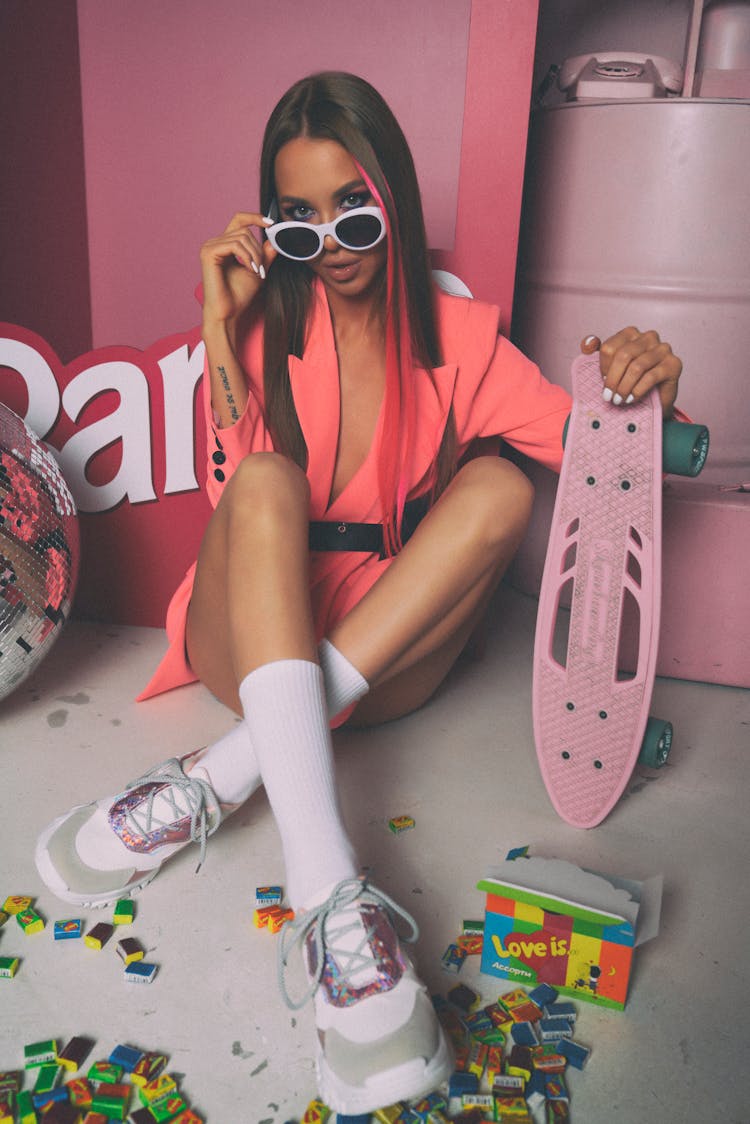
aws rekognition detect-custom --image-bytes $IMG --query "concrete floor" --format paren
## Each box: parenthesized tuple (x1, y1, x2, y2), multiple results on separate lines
(1, 583, 747, 1122)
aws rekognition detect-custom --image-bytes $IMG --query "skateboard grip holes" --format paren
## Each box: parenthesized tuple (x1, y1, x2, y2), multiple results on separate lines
(562, 542, 577, 573)
(616, 588, 640, 682)
(626, 551, 642, 587)
(551, 578, 575, 670)
(566, 702, 575, 711)
(593, 759, 604, 770)
(627, 423, 637, 433)
(591, 419, 601, 430)
(599, 710, 608, 719)
(561, 750, 572, 760)
(620, 479, 631, 491)
(562, 522, 580, 573)
(586, 475, 596, 486)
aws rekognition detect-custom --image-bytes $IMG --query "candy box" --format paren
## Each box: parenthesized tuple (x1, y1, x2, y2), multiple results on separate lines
(477, 849, 662, 1009)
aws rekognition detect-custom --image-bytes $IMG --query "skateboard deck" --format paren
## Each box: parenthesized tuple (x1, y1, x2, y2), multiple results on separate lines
(533, 353, 663, 828)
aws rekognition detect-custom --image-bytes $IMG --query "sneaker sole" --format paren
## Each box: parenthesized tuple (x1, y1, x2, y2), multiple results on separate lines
(34, 804, 161, 909)
(316, 1025, 453, 1115)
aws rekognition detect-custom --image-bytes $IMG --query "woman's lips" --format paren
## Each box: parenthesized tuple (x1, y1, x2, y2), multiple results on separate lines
(322, 258, 361, 281)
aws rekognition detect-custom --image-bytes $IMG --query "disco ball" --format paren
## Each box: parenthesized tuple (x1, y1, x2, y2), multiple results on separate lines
(0, 402, 79, 703)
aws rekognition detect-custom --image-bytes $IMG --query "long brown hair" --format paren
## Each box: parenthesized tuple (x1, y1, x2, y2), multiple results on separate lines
(258, 71, 456, 548)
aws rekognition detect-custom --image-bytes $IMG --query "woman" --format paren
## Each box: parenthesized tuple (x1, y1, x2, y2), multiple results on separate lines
(36, 72, 683, 1112)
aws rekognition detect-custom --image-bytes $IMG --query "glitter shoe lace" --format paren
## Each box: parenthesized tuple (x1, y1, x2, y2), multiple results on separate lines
(118, 758, 220, 870)
(278, 876, 419, 1011)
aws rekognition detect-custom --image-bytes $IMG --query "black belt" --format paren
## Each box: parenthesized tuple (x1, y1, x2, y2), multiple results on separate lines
(309, 494, 431, 558)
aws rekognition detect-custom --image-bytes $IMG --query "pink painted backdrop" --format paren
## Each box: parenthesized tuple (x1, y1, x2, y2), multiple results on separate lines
(433, 0, 541, 327)
(76, 0, 472, 349)
(0, 0, 91, 363)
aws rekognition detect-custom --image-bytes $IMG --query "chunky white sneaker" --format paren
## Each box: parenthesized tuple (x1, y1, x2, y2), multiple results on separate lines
(278, 877, 452, 1113)
(34, 753, 225, 907)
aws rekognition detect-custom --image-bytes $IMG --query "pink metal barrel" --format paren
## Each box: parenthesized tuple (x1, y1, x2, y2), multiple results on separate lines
(510, 97, 750, 687)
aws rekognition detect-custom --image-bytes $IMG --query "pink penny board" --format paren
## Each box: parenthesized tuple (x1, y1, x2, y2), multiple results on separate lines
(533, 353, 662, 828)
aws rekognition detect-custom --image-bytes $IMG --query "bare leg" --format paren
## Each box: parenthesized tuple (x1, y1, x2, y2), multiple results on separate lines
(186, 452, 317, 709)
(187, 453, 533, 724)
(337, 455, 534, 723)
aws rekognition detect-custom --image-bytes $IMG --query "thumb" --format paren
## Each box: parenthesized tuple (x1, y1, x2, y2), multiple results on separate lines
(261, 237, 279, 276)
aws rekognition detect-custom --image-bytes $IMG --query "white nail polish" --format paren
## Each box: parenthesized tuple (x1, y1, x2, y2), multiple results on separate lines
(613, 393, 623, 406)
(259, 265, 266, 280)
(584, 335, 597, 346)
(250, 260, 259, 274)
(603, 388, 613, 402)
(626, 393, 634, 405)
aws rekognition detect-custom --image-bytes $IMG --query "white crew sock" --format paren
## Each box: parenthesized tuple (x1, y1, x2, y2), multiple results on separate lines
(190, 723, 262, 806)
(238, 659, 358, 909)
(317, 637, 369, 720)
(195, 639, 368, 805)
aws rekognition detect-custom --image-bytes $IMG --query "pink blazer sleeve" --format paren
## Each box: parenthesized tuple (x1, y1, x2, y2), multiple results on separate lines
(442, 295, 571, 474)
(444, 296, 692, 474)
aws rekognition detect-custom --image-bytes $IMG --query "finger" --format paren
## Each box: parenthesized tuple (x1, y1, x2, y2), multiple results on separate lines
(611, 352, 681, 416)
(614, 359, 681, 416)
(601, 330, 662, 397)
(224, 211, 275, 235)
(203, 228, 263, 274)
(580, 334, 601, 355)
(606, 341, 674, 403)
(627, 353, 681, 416)
(226, 215, 277, 280)
(259, 236, 279, 280)
(599, 325, 643, 356)
(598, 326, 642, 378)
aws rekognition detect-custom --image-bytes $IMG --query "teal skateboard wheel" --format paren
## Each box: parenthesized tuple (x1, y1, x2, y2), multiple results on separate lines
(638, 717, 673, 768)
(662, 421, 709, 476)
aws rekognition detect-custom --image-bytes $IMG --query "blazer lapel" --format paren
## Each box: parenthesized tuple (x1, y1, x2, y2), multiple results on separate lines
(287, 285, 340, 519)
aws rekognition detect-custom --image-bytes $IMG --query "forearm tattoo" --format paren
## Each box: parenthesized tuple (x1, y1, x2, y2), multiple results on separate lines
(217, 365, 240, 422)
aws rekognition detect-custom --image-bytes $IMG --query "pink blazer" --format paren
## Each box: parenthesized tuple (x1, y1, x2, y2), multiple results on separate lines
(138, 281, 571, 703)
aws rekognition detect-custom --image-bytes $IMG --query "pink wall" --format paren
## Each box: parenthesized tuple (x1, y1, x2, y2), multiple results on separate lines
(76, 0, 473, 349)
(0, 0, 92, 363)
(433, 0, 541, 327)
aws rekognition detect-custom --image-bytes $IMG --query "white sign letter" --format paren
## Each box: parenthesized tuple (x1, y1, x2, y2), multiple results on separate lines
(0, 336, 60, 440)
(158, 340, 204, 495)
(59, 361, 156, 512)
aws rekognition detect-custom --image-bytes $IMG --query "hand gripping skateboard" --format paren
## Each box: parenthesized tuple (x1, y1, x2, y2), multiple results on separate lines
(532, 353, 708, 827)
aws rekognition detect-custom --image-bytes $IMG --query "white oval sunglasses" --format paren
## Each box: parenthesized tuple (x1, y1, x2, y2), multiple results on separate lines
(265, 205, 386, 261)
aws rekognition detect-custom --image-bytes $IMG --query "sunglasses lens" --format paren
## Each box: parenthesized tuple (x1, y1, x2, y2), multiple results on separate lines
(337, 212, 383, 249)
(274, 225, 321, 259)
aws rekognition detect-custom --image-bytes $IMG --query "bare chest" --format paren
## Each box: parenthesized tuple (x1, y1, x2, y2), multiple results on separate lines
(329, 337, 386, 506)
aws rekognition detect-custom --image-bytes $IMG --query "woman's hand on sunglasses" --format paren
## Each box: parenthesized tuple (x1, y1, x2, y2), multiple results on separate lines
(581, 327, 682, 418)
(200, 212, 278, 328)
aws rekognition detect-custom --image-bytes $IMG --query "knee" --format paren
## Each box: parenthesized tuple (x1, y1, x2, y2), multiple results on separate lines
(452, 455, 535, 551)
(221, 452, 310, 519)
